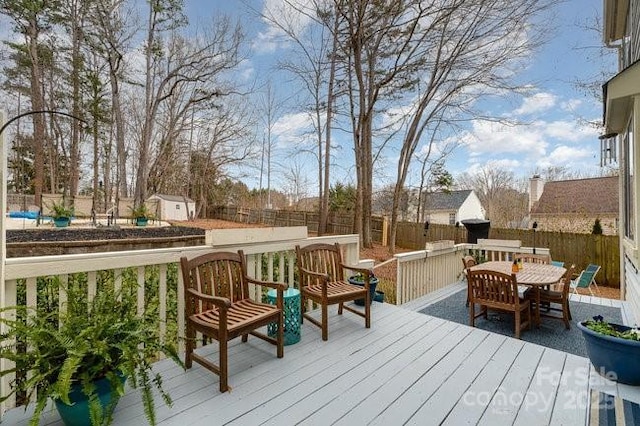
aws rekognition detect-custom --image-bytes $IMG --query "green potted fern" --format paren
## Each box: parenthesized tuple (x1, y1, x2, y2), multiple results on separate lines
(129, 204, 152, 227)
(49, 201, 74, 228)
(0, 281, 183, 425)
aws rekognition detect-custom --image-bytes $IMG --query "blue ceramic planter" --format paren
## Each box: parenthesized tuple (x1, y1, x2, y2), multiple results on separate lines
(136, 217, 148, 227)
(54, 217, 70, 228)
(54, 374, 126, 426)
(577, 321, 640, 385)
(348, 276, 379, 306)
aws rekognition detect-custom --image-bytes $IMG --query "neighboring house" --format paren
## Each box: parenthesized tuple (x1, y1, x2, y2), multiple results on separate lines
(529, 176, 619, 235)
(423, 190, 485, 225)
(602, 0, 640, 323)
(146, 194, 195, 221)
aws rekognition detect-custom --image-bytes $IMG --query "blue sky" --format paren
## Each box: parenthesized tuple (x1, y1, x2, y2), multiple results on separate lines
(1, 0, 619, 195)
(186, 0, 618, 193)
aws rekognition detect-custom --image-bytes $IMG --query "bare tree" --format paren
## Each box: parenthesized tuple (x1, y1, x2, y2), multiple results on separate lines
(457, 165, 528, 228)
(134, 9, 243, 206)
(258, 0, 341, 233)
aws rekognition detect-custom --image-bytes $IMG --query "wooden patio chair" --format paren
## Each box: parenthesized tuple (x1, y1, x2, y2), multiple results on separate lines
(295, 243, 372, 341)
(526, 264, 576, 329)
(180, 250, 287, 392)
(514, 253, 551, 264)
(462, 255, 477, 307)
(467, 269, 531, 339)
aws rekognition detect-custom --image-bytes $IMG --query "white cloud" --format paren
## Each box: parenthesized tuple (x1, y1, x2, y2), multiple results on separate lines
(513, 92, 557, 115)
(255, 0, 318, 53)
(544, 120, 598, 142)
(272, 112, 314, 146)
(561, 99, 582, 111)
(462, 120, 548, 157)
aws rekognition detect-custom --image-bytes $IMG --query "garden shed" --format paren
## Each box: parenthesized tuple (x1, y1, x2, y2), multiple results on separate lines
(146, 194, 195, 221)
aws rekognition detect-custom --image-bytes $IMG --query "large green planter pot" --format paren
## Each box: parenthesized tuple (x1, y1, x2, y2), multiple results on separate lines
(54, 374, 126, 426)
(135, 217, 149, 227)
(348, 276, 379, 306)
(577, 321, 640, 385)
(53, 217, 70, 228)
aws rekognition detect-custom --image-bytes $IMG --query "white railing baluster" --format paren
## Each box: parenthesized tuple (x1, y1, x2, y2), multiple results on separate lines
(159, 264, 167, 345)
(1, 279, 17, 412)
(87, 271, 97, 302)
(137, 266, 145, 316)
(177, 268, 185, 354)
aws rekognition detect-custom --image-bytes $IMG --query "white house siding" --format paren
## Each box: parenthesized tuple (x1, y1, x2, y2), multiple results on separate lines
(428, 211, 454, 225)
(604, 0, 640, 324)
(457, 192, 485, 222)
(625, 255, 640, 325)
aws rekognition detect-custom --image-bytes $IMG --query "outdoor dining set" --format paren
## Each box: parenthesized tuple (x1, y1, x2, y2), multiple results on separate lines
(463, 254, 601, 339)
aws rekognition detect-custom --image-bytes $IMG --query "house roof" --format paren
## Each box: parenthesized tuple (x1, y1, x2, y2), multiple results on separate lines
(530, 176, 619, 215)
(148, 194, 194, 203)
(424, 190, 472, 211)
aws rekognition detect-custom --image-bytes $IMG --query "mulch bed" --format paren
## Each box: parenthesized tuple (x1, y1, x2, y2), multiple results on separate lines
(6, 226, 205, 243)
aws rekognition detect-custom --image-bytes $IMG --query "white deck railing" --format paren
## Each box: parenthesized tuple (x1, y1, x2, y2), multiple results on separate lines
(0, 229, 360, 412)
(395, 240, 551, 305)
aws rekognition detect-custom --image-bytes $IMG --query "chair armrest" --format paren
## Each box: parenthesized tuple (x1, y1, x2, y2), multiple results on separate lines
(341, 264, 374, 279)
(246, 276, 289, 292)
(298, 266, 331, 282)
(186, 288, 231, 309)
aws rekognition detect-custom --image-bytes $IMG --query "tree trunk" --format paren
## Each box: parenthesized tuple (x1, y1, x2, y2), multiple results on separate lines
(27, 20, 46, 208)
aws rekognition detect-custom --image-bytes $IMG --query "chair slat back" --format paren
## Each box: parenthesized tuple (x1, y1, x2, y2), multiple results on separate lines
(181, 251, 249, 314)
(296, 243, 344, 286)
(514, 253, 551, 264)
(576, 267, 597, 288)
(468, 269, 520, 307)
(561, 264, 576, 299)
(462, 255, 477, 269)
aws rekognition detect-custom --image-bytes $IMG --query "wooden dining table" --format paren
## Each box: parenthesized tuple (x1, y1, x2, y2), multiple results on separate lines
(468, 260, 566, 326)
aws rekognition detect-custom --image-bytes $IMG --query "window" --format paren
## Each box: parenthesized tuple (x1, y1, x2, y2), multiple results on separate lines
(449, 213, 456, 225)
(176, 204, 180, 210)
(623, 118, 635, 241)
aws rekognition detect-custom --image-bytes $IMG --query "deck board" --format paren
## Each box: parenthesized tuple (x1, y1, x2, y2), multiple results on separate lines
(4, 300, 639, 426)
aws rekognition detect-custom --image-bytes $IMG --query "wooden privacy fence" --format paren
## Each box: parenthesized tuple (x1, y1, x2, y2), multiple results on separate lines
(395, 221, 620, 287)
(211, 206, 386, 243)
(212, 206, 620, 287)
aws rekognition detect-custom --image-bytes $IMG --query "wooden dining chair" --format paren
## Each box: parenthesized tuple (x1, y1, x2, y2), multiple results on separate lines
(527, 265, 576, 329)
(514, 253, 551, 264)
(295, 243, 372, 341)
(462, 255, 477, 307)
(467, 269, 531, 339)
(180, 250, 288, 392)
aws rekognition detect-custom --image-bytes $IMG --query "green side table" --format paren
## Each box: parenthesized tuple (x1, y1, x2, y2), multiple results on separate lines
(267, 288, 301, 345)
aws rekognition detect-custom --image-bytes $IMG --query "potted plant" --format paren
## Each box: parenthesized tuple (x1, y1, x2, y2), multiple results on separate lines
(577, 315, 640, 385)
(347, 272, 380, 306)
(129, 204, 152, 227)
(49, 201, 74, 228)
(0, 281, 183, 425)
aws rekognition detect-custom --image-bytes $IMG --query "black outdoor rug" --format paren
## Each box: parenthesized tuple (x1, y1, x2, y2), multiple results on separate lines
(590, 391, 640, 426)
(418, 289, 622, 357)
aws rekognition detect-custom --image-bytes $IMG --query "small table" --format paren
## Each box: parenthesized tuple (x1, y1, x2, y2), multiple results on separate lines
(469, 261, 566, 326)
(267, 288, 301, 345)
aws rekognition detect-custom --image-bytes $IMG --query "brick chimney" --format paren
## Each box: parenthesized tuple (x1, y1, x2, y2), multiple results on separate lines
(529, 175, 545, 212)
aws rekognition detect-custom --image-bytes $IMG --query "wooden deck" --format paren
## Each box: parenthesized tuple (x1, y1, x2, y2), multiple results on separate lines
(5, 299, 639, 425)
